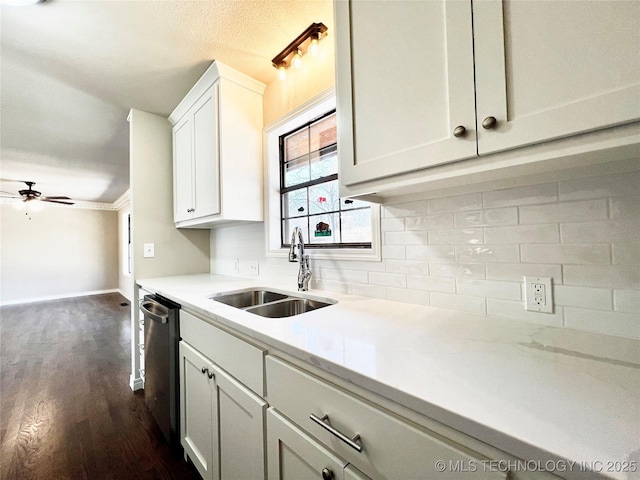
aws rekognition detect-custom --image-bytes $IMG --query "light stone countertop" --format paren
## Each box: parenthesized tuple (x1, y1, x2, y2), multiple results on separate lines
(137, 273, 640, 480)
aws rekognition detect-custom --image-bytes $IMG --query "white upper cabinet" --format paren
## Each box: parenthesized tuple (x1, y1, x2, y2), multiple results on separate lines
(474, 0, 640, 155)
(335, 0, 640, 196)
(169, 61, 265, 228)
(335, 0, 477, 187)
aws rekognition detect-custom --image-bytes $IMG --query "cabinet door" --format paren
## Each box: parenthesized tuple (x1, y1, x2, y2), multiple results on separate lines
(192, 84, 221, 218)
(344, 465, 371, 480)
(213, 364, 267, 480)
(335, 0, 477, 187)
(267, 408, 345, 480)
(474, 0, 640, 155)
(179, 342, 218, 480)
(173, 115, 194, 222)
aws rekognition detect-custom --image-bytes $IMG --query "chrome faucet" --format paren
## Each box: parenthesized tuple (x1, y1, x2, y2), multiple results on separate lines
(288, 226, 312, 291)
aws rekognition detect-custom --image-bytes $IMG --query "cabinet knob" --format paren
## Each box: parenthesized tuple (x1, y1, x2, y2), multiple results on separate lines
(453, 125, 466, 138)
(321, 468, 334, 480)
(482, 116, 497, 129)
(207, 371, 215, 379)
(201, 367, 208, 375)
(187, 208, 195, 213)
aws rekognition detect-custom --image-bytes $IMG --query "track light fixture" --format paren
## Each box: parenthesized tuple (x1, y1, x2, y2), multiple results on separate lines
(271, 22, 328, 80)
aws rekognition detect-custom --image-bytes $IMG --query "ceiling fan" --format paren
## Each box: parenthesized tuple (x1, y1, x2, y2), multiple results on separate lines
(0, 181, 75, 205)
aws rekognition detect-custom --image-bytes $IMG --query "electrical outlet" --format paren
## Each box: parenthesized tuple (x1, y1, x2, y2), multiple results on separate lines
(249, 261, 259, 276)
(524, 276, 553, 313)
(143, 243, 155, 258)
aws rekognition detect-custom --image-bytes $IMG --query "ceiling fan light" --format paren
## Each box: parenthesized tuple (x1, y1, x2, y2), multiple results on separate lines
(28, 199, 43, 212)
(13, 200, 25, 211)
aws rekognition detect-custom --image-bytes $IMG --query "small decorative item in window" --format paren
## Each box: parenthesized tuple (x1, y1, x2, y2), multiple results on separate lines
(314, 221, 331, 237)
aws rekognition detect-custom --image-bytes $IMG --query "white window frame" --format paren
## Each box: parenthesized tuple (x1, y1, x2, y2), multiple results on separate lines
(264, 88, 381, 261)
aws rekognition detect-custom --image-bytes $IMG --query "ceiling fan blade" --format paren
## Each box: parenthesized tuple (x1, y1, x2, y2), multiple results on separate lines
(0, 190, 18, 195)
(42, 196, 72, 200)
(42, 199, 75, 205)
(0, 194, 20, 198)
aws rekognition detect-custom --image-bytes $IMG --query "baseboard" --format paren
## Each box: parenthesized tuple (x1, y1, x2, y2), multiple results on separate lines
(0, 289, 119, 306)
(118, 288, 133, 302)
(129, 375, 144, 391)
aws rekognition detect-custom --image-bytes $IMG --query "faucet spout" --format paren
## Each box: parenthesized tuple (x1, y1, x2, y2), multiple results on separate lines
(288, 227, 312, 291)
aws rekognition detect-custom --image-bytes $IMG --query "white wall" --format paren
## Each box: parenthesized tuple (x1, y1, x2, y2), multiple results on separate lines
(0, 203, 119, 304)
(211, 169, 640, 339)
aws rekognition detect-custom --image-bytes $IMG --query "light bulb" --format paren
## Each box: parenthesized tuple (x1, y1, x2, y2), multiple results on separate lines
(278, 64, 287, 81)
(13, 200, 25, 210)
(292, 49, 302, 69)
(28, 199, 43, 212)
(309, 38, 319, 57)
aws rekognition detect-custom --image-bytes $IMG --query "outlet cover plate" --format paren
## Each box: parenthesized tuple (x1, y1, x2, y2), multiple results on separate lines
(143, 243, 155, 258)
(524, 276, 553, 313)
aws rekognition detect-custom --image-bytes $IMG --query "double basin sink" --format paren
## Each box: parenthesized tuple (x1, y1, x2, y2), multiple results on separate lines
(211, 289, 335, 318)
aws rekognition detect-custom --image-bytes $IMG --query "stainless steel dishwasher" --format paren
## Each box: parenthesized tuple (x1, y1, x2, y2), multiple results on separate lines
(140, 294, 181, 451)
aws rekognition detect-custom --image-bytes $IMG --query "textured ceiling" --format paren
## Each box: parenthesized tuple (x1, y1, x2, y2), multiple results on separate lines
(0, 0, 333, 203)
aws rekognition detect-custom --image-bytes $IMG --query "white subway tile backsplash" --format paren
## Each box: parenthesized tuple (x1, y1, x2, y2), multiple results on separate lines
(382, 245, 406, 259)
(428, 228, 483, 245)
(519, 199, 608, 224)
(487, 299, 564, 327)
(564, 307, 640, 339)
(563, 265, 640, 289)
(483, 183, 558, 208)
(384, 200, 427, 218)
(610, 195, 640, 220)
(406, 245, 455, 261)
(381, 217, 405, 232)
(485, 224, 559, 244)
(453, 207, 518, 228)
(386, 288, 430, 306)
(559, 170, 640, 201)
(405, 213, 453, 231)
(385, 230, 430, 245)
(457, 279, 522, 301)
(407, 275, 456, 293)
(368, 272, 407, 288)
(486, 263, 562, 283)
(351, 283, 387, 299)
(427, 193, 482, 214)
(430, 262, 485, 279)
(521, 244, 611, 265)
(614, 290, 640, 314)
(386, 260, 429, 275)
(561, 220, 636, 244)
(430, 292, 486, 314)
(456, 245, 520, 263)
(554, 286, 613, 311)
(213, 171, 639, 339)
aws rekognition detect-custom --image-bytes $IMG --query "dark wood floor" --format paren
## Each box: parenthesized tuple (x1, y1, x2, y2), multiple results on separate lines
(0, 293, 199, 480)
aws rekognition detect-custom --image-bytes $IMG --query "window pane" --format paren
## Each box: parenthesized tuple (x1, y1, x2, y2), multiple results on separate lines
(341, 197, 369, 210)
(310, 149, 338, 181)
(285, 127, 309, 161)
(309, 114, 336, 152)
(284, 155, 310, 188)
(309, 180, 339, 215)
(283, 217, 309, 246)
(282, 189, 308, 218)
(341, 209, 372, 243)
(309, 213, 340, 245)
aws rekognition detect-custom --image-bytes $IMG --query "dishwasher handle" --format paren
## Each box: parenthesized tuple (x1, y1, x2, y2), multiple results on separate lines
(141, 301, 169, 324)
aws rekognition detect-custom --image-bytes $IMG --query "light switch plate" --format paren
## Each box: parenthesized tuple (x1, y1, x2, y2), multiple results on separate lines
(524, 276, 553, 313)
(143, 243, 155, 258)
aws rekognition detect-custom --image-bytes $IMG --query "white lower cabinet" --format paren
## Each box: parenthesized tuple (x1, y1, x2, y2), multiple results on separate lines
(266, 356, 506, 480)
(179, 341, 267, 480)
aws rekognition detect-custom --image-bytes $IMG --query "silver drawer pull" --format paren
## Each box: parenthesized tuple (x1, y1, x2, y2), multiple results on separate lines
(309, 413, 363, 452)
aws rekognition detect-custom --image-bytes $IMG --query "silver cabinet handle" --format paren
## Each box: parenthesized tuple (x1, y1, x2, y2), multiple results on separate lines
(482, 116, 497, 129)
(187, 208, 195, 213)
(453, 125, 466, 138)
(321, 468, 334, 480)
(309, 413, 363, 452)
(140, 302, 168, 324)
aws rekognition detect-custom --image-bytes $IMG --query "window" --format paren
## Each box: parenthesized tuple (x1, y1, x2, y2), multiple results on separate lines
(280, 111, 371, 249)
(265, 89, 380, 261)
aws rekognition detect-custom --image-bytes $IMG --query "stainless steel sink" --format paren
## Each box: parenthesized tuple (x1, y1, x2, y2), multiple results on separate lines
(245, 298, 331, 318)
(211, 290, 288, 308)
(211, 288, 335, 318)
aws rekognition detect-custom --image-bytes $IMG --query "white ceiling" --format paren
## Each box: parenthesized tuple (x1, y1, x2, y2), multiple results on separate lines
(0, 0, 333, 203)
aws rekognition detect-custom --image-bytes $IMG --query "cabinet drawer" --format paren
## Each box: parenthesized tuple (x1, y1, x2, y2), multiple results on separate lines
(266, 356, 505, 480)
(181, 310, 265, 396)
